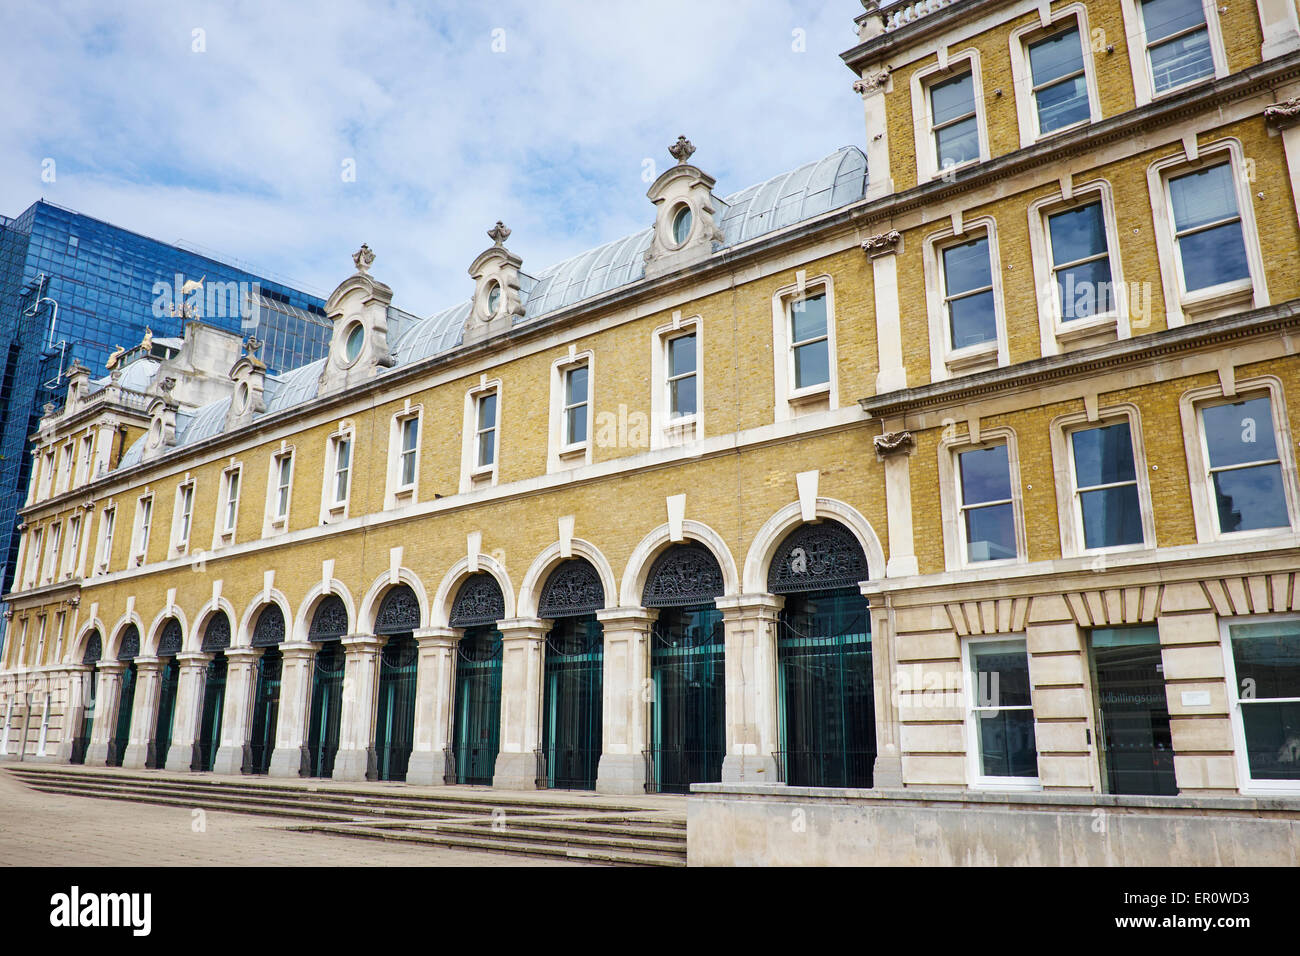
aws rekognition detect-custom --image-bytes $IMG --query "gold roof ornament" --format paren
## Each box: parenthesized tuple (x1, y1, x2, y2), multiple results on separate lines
(104, 344, 127, 370)
(141, 326, 153, 350)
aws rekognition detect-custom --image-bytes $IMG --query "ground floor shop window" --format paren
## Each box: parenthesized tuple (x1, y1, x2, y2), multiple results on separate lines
(964, 637, 1039, 788)
(1226, 617, 1300, 787)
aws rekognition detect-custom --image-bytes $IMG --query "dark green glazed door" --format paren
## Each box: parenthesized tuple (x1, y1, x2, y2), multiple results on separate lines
(542, 615, 603, 790)
(109, 663, 138, 767)
(247, 649, 283, 775)
(776, 588, 875, 788)
(650, 606, 725, 793)
(307, 641, 344, 778)
(453, 625, 503, 785)
(71, 667, 97, 765)
(1090, 627, 1177, 795)
(195, 654, 227, 772)
(150, 658, 180, 769)
(373, 635, 417, 781)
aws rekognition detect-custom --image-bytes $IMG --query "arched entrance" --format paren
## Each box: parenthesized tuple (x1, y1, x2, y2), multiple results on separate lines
(108, 625, 140, 767)
(70, 631, 101, 765)
(306, 595, 347, 778)
(194, 612, 231, 772)
(644, 543, 726, 794)
(538, 560, 604, 790)
(148, 618, 183, 768)
(451, 574, 504, 785)
(769, 520, 875, 788)
(246, 604, 285, 775)
(372, 585, 419, 782)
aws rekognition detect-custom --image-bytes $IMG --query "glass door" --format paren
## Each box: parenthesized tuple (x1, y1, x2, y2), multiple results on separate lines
(649, 606, 725, 794)
(195, 654, 228, 772)
(542, 615, 603, 790)
(247, 649, 283, 775)
(1090, 627, 1177, 795)
(109, 662, 137, 767)
(306, 641, 344, 778)
(373, 635, 417, 782)
(453, 625, 503, 785)
(150, 657, 180, 768)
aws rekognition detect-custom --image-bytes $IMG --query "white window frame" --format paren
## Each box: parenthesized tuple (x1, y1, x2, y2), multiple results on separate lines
(1009, 4, 1102, 148)
(1119, 0, 1227, 106)
(771, 277, 839, 422)
(1220, 613, 1300, 795)
(42, 522, 61, 584)
(75, 433, 94, 486)
(25, 527, 43, 589)
(938, 426, 1028, 571)
(386, 404, 423, 507)
(265, 447, 295, 535)
(910, 49, 991, 183)
(61, 513, 81, 581)
(650, 316, 703, 448)
(132, 493, 154, 567)
(97, 504, 116, 574)
(34, 615, 46, 664)
(1179, 376, 1300, 543)
(548, 352, 595, 472)
(923, 217, 1009, 381)
(1050, 404, 1157, 559)
(39, 449, 55, 500)
(962, 635, 1042, 791)
(1147, 140, 1268, 327)
(171, 479, 195, 554)
(320, 425, 355, 523)
(1027, 180, 1130, 356)
(458, 383, 502, 493)
(215, 464, 242, 545)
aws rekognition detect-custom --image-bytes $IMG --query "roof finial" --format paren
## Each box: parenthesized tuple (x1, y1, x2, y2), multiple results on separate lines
(668, 135, 696, 164)
(487, 221, 511, 246)
(244, 335, 263, 359)
(352, 243, 375, 274)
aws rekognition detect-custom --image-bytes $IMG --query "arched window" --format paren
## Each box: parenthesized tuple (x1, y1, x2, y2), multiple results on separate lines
(251, 604, 286, 647)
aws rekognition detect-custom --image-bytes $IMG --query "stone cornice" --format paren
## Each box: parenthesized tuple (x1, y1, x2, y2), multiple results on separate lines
(843, 0, 1005, 71)
(859, 299, 1300, 419)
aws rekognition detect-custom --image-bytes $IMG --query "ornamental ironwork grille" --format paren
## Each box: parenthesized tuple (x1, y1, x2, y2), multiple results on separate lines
(252, 604, 286, 647)
(375, 584, 420, 635)
(450, 574, 505, 627)
(767, 520, 869, 594)
(308, 594, 348, 642)
(158, 618, 183, 657)
(201, 612, 232, 653)
(82, 631, 102, 665)
(116, 624, 140, 661)
(642, 544, 725, 608)
(538, 560, 605, 619)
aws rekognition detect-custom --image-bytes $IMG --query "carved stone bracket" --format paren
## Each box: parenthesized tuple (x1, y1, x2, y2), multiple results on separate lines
(853, 69, 891, 96)
(873, 430, 915, 458)
(1264, 97, 1300, 129)
(862, 229, 902, 258)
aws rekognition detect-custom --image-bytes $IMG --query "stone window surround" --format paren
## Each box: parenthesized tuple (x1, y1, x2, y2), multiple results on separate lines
(38, 448, 55, 501)
(1218, 611, 1300, 794)
(1117, 0, 1228, 107)
(1049, 402, 1158, 559)
(1178, 374, 1300, 543)
(460, 380, 502, 493)
(42, 521, 61, 585)
(170, 476, 196, 556)
(650, 314, 704, 450)
(385, 402, 424, 508)
(55, 441, 74, 497)
(1008, 3, 1103, 147)
(75, 431, 95, 488)
(263, 445, 296, 536)
(95, 501, 116, 575)
(961, 632, 1043, 791)
(1026, 178, 1131, 356)
(922, 215, 1010, 381)
(909, 47, 992, 183)
(131, 491, 154, 567)
(770, 275, 839, 422)
(214, 462, 243, 547)
(320, 424, 356, 524)
(60, 512, 81, 581)
(548, 349, 595, 473)
(938, 425, 1029, 571)
(1146, 138, 1270, 328)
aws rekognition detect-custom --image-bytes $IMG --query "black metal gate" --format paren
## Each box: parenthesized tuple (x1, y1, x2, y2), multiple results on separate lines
(150, 657, 180, 769)
(373, 635, 417, 782)
(108, 662, 138, 768)
(648, 606, 725, 793)
(194, 654, 227, 772)
(542, 614, 603, 790)
(306, 640, 344, 778)
(71, 631, 101, 765)
(246, 648, 283, 775)
(453, 625, 503, 785)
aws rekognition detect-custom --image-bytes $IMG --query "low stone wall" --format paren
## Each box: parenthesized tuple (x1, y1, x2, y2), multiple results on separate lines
(688, 784, 1300, 866)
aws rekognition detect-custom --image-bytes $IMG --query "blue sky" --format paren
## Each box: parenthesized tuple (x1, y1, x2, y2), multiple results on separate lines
(0, 1, 866, 311)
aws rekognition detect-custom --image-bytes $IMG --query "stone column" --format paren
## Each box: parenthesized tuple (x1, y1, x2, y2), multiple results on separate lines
(866, 595, 904, 787)
(407, 627, 460, 786)
(494, 618, 547, 790)
(1025, 602, 1097, 792)
(716, 594, 783, 784)
(865, 231, 906, 393)
(876, 427, 918, 577)
(333, 634, 381, 781)
(595, 607, 655, 794)
(85, 661, 124, 766)
(55, 666, 91, 763)
(212, 648, 258, 775)
(165, 653, 209, 772)
(122, 657, 163, 769)
(268, 642, 315, 778)
(1256, 0, 1300, 58)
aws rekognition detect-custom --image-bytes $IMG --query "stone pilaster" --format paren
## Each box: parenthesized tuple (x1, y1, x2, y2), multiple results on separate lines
(55, 666, 91, 763)
(715, 594, 783, 784)
(122, 657, 162, 769)
(165, 653, 209, 772)
(1256, 0, 1300, 58)
(866, 595, 904, 787)
(407, 627, 460, 785)
(86, 661, 124, 766)
(864, 231, 906, 394)
(212, 648, 258, 775)
(876, 427, 918, 577)
(493, 618, 547, 789)
(333, 635, 381, 782)
(1024, 608, 1097, 792)
(268, 643, 316, 778)
(595, 607, 655, 794)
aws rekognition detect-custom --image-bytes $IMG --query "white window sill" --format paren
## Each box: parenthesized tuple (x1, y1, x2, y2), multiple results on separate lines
(1180, 281, 1253, 322)
(789, 383, 831, 405)
(1032, 117, 1091, 145)
(1055, 311, 1118, 344)
(944, 340, 999, 374)
(970, 777, 1042, 792)
(558, 444, 588, 461)
(928, 156, 982, 182)
(1149, 73, 1217, 103)
(956, 555, 1024, 572)
(1073, 541, 1152, 560)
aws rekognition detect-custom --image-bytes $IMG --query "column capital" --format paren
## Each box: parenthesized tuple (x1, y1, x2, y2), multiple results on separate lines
(224, 647, 261, 663)
(714, 593, 785, 617)
(97, 660, 126, 675)
(175, 651, 211, 666)
(133, 656, 164, 672)
(414, 626, 460, 646)
(279, 641, 318, 657)
(595, 606, 658, 627)
(498, 618, 548, 640)
(341, 633, 383, 652)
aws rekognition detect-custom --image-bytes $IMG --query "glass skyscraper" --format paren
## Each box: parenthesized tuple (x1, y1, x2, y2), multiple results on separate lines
(0, 199, 330, 621)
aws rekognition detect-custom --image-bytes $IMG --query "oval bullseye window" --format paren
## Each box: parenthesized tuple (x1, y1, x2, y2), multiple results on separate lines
(344, 322, 365, 362)
(487, 282, 501, 317)
(671, 205, 693, 245)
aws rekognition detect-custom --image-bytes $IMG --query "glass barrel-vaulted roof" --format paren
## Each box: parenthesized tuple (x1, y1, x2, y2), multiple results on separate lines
(118, 146, 867, 464)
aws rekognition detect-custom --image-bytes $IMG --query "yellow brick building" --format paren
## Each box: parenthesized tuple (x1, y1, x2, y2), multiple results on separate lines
(4, 0, 1300, 835)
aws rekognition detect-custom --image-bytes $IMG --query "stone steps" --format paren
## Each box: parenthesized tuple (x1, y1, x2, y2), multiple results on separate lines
(5, 765, 687, 866)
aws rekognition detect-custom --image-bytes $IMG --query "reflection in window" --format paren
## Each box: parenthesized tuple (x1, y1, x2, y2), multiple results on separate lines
(476, 393, 498, 468)
(1071, 421, 1144, 549)
(667, 333, 697, 419)
(1028, 25, 1090, 134)
(1048, 202, 1113, 321)
(564, 365, 589, 446)
(1201, 396, 1289, 533)
(969, 639, 1038, 779)
(931, 71, 979, 169)
(1169, 162, 1248, 292)
(1229, 619, 1300, 781)
(957, 444, 1016, 562)
(942, 237, 997, 349)
(1141, 0, 1214, 94)
(789, 293, 829, 390)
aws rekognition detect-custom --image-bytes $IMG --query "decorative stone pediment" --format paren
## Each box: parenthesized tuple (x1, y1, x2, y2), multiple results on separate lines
(319, 244, 396, 398)
(225, 336, 267, 430)
(63, 360, 91, 415)
(464, 222, 529, 347)
(141, 379, 180, 461)
(643, 137, 727, 280)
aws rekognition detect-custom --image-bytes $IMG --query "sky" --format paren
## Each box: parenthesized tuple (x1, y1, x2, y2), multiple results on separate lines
(0, 1, 867, 312)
